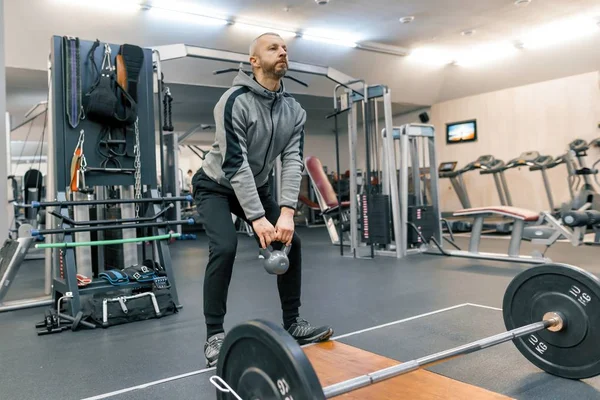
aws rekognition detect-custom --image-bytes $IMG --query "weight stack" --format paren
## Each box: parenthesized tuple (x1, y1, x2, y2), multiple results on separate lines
(360, 194, 391, 245)
(407, 206, 437, 247)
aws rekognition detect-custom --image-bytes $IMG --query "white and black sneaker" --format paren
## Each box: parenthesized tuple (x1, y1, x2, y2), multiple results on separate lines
(286, 318, 333, 345)
(204, 332, 225, 367)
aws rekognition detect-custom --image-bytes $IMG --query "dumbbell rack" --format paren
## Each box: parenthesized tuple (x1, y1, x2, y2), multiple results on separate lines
(49, 189, 182, 319)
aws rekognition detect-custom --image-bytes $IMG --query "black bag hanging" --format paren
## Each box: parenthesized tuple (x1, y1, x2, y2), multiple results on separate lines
(84, 41, 120, 124)
(84, 41, 138, 126)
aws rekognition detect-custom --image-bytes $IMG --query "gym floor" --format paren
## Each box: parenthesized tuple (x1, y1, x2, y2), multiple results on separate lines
(1, 227, 599, 400)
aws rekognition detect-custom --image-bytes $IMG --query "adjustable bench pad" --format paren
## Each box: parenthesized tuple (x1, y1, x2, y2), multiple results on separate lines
(453, 206, 540, 222)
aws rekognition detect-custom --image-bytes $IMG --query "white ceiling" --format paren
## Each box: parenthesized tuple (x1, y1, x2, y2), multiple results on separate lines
(4, 0, 600, 107)
(172, 0, 600, 49)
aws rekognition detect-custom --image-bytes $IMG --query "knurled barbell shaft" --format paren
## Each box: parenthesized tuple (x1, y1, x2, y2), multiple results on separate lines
(322, 314, 561, 398)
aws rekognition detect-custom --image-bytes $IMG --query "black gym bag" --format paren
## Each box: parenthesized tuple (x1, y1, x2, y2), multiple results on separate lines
(82, 289, 177, 328)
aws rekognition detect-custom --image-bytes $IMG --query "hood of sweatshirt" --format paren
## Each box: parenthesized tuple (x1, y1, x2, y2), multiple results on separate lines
(232, 70, 286, 100)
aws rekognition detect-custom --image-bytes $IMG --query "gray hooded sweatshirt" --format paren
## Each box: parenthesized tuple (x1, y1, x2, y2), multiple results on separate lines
(200, 71, 306, 221)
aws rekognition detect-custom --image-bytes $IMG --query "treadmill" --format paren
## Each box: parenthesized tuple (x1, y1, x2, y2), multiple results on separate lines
(501, 150, 541, 194)
(567, 138, 600, 211)
(522, 153, 567, 241)
(480, 158, 512, 206)
(438, 155, 496, 232)
(477, 151, 541, 234)
(551, 152, 577, 204)
(529, 154, 558, 212)
(438, 161, 472, 232)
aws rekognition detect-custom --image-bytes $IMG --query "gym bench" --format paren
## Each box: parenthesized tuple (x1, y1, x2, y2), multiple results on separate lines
(441, 206, 551, 264)
(304, 156, 352, 246)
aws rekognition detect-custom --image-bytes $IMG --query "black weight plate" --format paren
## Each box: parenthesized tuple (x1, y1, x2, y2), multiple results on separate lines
(216, 319, 325, 400)
(503, 263, 600, 379)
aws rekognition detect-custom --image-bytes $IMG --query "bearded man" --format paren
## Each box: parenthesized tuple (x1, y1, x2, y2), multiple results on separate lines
(192, 32, 334, 367)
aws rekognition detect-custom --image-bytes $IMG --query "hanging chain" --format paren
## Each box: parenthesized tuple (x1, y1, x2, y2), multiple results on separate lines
(134, 117, 142, 218)
(167, 88, 173, 131)
(162, 87, 173, 131)
(162, 89, 169, 131)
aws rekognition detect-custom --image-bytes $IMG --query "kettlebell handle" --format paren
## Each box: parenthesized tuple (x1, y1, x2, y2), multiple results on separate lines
(259, 247, 272, 258)
(259, 242, 291, 255)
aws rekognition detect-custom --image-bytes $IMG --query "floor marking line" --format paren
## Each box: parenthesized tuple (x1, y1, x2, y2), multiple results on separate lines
(80, 368, 216, 400)
(466, 302, 503, 311)
(80, 303, 474, 399)
(330, 303, 471, 341)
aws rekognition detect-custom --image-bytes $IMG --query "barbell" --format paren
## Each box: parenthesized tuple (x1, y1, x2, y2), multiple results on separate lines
(210, 263, 600, 399)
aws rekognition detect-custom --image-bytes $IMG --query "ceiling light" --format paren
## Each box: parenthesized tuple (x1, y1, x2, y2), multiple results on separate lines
(454, 41, 517, 66)
(408, 48, 453, 66)
(302, 35, 357, 47)
(315, 0, 329, 4)
(513, 40, 526, 49)
(148, 8, 228, 25)
(302, 29, 359, 47)
(233, 22, 297, 38)
(357, 42, 408, 56)
(53, 0, 142, 13)
(461, 29, 476, 36)
(514, 0, 532, 6)
(149, 0, 229, 25)
(520, 15, 599, 49)
(399, 16, 415, 24)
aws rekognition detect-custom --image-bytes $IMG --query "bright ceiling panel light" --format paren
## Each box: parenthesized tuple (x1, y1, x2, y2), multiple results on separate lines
(454, 41, 518, 67)
(233, 22, 297, 39)
(150, 0, 227, 18)
(149, 0, 229, 25)
(408, 47, 452, 66)
(301, 29, 358, 47)
(520, 15, 600, 49)
(53, 0, 142, 13)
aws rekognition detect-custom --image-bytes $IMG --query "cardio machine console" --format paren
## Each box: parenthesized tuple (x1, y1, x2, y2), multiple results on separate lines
(464, 154, 495, 170)
(438, 162, 457, 172)
(569, 139, 589, 154)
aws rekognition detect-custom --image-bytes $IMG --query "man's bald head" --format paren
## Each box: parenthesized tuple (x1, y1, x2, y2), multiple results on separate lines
(249, 32, 289, 80)
(249, 32, 283, 56)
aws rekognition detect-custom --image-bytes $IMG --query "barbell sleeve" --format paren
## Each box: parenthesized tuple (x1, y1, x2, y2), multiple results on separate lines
(322, 316, 560, 398)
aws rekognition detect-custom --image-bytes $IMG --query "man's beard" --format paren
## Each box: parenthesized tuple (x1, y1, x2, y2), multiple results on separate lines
(264, 59, 288, 79)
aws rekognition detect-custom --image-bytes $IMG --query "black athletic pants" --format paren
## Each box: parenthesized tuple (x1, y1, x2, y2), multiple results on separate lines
(194, 170, 302, 329)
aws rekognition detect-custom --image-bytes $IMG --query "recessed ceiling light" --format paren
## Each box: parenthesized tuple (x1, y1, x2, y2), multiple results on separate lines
(514, 0, 532, 6)
(461, 29, 476, 36)
(513, 40, 526, 49)
(399, 16, 415, 24)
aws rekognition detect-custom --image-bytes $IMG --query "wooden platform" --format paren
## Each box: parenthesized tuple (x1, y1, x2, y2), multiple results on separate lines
(303, 341, 513, 399)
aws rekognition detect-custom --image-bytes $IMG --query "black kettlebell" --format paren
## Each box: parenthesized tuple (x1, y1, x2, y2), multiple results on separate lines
(260, 244, 291, 275)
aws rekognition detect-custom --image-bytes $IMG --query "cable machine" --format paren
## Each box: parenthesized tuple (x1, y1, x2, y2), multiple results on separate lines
(330, 84, 400, 258)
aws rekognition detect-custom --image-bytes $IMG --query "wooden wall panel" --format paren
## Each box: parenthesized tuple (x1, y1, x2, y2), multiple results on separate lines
(431, 71, 600, 212)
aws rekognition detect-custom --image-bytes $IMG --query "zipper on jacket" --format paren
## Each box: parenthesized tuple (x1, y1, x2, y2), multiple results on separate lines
(255, 98, 276, 177)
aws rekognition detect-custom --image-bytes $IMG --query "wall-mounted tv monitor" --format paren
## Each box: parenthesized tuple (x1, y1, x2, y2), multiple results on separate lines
(446, 120, 477, 144)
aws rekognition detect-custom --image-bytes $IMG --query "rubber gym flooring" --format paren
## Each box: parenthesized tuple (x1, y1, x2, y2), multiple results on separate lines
(1, 227, 599, 400)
